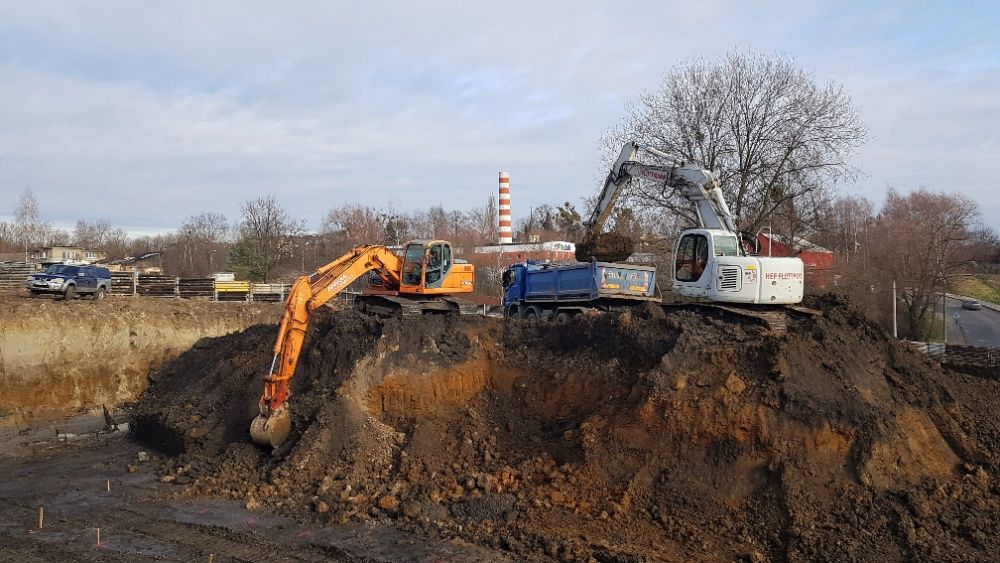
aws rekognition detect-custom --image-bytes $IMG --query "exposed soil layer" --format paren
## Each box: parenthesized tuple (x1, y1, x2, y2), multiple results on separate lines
(134, 296, 1000, 561)
(0, 295, 281, 427)
(574, 232, 635, 262)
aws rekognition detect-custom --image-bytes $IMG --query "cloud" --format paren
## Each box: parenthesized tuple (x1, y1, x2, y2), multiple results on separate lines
(0, 0, 997, 234)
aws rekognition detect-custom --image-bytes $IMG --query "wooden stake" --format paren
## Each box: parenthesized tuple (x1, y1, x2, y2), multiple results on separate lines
(96, 527, 100, 547)
(37, 506, 44, 529)
(106, 480, 111, 492)
(208, 555, 215, 563)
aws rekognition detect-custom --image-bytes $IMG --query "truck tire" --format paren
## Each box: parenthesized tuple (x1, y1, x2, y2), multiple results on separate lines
(523, 306, 540, 320)
(94, 287, 106, 300)
(554, 311, 573, 323)
(29, 289, 40, 297)
(63, 285, 76, 300)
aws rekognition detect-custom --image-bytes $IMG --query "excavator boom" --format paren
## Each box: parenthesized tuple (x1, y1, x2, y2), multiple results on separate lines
(250, 245, 403, 448)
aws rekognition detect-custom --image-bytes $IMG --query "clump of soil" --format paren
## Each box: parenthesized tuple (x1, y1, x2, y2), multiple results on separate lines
(134, 296, 1000, 561)
(574, 231, 635, 262)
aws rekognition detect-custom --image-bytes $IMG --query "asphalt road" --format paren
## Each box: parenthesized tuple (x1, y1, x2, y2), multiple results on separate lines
(945, 297, 1000, 348)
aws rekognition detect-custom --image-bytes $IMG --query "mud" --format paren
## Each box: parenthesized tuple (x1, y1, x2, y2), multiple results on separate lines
(0, 416, 508, 562)
(574, 232, 635, 262)
(0, 295, 281, 427)
(135, 295, 1000, 561)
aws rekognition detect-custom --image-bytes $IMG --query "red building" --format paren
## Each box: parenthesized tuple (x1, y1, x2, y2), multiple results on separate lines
(755, 234, 834, 288)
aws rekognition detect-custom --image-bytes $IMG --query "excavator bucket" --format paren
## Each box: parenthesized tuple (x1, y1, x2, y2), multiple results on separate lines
(249, 403, 291, 448)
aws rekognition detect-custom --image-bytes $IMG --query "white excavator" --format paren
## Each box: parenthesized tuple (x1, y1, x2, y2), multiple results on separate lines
(587, 142, 804, 305)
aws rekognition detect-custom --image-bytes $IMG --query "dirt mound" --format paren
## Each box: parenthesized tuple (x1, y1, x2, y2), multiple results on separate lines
(134, 297, 1000, 561)
(574, 232, 635, 262)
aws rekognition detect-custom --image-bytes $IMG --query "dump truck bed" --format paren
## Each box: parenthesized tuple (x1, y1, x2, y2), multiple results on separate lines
(520, 261, 658, 302)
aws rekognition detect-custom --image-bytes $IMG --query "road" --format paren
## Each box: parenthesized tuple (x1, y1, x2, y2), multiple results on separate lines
(945, 297, 1000, 348)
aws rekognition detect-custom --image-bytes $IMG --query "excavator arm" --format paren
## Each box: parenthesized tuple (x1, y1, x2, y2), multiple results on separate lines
(585, 142, 737, 235)
(250, 245, 403, 448)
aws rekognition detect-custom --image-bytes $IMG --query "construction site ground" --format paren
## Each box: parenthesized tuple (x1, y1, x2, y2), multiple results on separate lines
(0, 417, 505, 562)
(2, 293, 1000, 561)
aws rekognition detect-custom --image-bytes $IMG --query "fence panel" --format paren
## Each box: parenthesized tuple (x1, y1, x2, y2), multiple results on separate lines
(0, 262, 37, 293)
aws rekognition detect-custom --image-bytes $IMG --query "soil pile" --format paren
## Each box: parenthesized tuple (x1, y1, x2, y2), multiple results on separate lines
(574, 232, 635, 262)
(134, 296, 1000, 561)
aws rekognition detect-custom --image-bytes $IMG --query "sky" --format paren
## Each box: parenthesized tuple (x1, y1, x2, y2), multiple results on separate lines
(0, 0, 997, 236)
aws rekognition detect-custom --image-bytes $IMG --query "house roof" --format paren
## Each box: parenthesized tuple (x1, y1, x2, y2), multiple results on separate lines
(760, 233, 831, 254)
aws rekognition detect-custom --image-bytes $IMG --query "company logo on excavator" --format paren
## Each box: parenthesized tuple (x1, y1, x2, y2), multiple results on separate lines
(639, 169, 670, 182)
(764, 272, 803, 281)
(327, 274, 351, 293)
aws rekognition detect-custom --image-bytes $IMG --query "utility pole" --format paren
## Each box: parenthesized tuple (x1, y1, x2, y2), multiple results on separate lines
(892, 280, 897, 338)
(942, 291, 947, 345)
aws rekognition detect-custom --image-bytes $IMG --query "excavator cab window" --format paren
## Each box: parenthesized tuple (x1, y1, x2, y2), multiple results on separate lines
(402, 243, 424, 286)
(675, 233, 708, 282)
(713, 235, 739, 257)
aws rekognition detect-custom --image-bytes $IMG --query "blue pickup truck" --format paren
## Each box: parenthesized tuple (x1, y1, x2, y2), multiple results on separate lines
(27, 264, 112, 300)
(502, 260, 658, 320)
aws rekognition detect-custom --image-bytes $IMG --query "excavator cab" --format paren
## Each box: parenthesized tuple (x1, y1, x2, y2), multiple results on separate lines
(399, 240, 473, 294)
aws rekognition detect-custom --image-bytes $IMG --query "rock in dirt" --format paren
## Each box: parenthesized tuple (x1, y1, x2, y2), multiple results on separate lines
(134, 296, 1000, 561)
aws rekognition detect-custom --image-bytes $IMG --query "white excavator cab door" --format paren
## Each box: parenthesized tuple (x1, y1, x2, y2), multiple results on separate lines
(672, 231, 713, 298)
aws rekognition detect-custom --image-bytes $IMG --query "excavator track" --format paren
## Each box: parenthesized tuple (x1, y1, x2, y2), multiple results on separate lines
(355, 294, 481, 317)
(666, 302, 820, 333)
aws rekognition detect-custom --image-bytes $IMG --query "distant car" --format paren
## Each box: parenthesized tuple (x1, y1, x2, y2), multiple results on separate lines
(962, 300, 982, 311)
(26, 264, 112, 300)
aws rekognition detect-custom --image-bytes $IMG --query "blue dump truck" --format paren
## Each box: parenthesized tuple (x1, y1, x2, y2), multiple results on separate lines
(502, 261, 658, 320)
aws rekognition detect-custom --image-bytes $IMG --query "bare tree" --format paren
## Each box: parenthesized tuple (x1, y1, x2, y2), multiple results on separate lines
(478, 195, 499, 243)
(869, 188, 979, 339)
(176, 212, 229, 275)
(601, 51, 867, 235)
(72, 219, 130, 259)
(14, 187, 47, 259)
(230, 196, 305, 281)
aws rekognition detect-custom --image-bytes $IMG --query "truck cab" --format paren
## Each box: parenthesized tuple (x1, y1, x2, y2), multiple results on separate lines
(672, 228, 803, 304)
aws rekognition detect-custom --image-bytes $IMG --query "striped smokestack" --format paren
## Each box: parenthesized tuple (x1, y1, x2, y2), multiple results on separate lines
(498, 171, 513, 244)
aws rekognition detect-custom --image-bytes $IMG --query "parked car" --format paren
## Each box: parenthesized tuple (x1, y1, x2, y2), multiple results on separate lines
(962, 299, 983, 311)
(26, 264, 112, 300)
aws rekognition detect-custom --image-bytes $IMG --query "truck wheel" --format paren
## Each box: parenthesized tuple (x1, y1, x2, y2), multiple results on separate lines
(29, 289, 40, 298)
(63, 285, 76, 300)
(554, 311, 572, 323)
(94, 287, 106, 300)
(523, 307, 540, 320)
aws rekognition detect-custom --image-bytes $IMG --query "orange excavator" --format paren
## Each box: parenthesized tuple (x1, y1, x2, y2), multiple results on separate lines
(249, 239, 475, 448)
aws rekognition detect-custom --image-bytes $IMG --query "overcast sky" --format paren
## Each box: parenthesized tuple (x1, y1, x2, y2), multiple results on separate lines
(0, 1, 997, 235)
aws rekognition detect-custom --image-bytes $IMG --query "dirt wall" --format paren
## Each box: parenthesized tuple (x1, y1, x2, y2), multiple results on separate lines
(135, 296, 1000, 561)
(0, 296, 281, 427)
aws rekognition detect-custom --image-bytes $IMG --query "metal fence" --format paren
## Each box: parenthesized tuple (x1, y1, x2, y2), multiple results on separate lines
(0, 265, 292, 302)
(905, 340, 1000, 367)
(0, 262, 39, 292)
(109, 272, 292, 302)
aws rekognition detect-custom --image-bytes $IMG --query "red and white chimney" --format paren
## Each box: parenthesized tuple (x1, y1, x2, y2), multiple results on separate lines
(498, 171, 513, 244)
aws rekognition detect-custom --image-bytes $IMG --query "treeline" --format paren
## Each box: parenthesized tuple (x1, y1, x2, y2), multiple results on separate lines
(807, 188, 999, 340)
